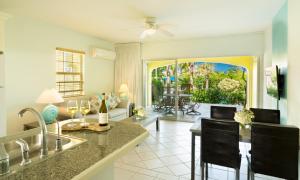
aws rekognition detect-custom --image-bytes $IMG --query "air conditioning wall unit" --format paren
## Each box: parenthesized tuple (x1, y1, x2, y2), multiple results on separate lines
(91, 48, 116, 61)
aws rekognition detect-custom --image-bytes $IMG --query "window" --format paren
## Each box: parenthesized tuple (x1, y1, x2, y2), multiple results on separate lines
(56, 47, 84, 97)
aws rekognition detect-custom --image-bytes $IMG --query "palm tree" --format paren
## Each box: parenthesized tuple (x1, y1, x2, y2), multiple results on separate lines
(198, 63, 214, 90)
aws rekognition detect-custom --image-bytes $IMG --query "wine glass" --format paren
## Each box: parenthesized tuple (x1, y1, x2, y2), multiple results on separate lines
(67, 100, 78, 127)
(80, 100, 90, 127)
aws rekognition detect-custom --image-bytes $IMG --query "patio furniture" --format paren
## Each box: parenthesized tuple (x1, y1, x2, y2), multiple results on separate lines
(178, 84, 201, 115)
(162, 93, 176, 114)
(162, 85, 176, 114)
(210, 106, 237, 120)
(247, 123, 299, 180)
(162, 93, 196, 115)
(152, 98, 165, 112)
(201, 118, 241, 180)
(186, 102, 201, 115)
(249, 108, 280, 124)
(178, 94, 189, 115)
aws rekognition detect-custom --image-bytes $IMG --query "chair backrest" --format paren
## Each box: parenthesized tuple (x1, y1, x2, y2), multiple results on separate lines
(251, 123, 299, 180)
(210, 106, 237, 120)
(201, 118, 241, 169)
(250, 108, 280, 124)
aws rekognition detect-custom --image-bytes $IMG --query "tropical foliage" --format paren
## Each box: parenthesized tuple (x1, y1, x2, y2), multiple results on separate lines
(151, 62, 247, 105)
(151, 78, 164, 104)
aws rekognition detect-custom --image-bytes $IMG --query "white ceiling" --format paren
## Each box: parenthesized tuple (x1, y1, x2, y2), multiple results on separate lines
(0, 0, 286, 43)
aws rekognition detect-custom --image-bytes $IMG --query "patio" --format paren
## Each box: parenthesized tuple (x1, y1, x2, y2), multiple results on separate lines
(148, 103, 242, 123)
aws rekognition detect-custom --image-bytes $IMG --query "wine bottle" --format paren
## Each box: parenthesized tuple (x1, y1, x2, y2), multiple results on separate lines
(99, 93, 108, 126)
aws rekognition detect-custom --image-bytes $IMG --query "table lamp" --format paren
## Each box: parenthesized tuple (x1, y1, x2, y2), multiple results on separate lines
(119, 84, 129, 100)
(36, 89, 64, 124)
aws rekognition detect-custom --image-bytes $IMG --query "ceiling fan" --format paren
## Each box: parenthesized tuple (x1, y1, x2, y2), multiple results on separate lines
(140, 17, 174, 39)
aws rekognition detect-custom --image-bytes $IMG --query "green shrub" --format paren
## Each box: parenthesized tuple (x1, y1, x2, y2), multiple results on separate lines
(192, 88, 224, 104)
(152, 79, 164, 104)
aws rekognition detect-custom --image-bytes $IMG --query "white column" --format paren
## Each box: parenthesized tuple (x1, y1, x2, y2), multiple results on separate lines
(288, 0, 300, 127)
(0, 12, 10, 137)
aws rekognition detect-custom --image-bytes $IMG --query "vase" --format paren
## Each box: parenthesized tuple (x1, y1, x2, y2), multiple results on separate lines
(41, 104, 58, 124)
(239, 124, 251, 130)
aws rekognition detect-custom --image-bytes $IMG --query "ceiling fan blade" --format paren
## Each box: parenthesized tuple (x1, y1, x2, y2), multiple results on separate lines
(158, 28, 174, 37)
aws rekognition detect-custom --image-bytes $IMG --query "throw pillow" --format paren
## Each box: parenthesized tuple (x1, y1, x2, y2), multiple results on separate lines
(89, 96, 100, 114)
(108, 93, 121, 109)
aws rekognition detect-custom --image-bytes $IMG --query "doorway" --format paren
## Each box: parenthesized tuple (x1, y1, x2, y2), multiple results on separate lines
(145, 56, 255, 121)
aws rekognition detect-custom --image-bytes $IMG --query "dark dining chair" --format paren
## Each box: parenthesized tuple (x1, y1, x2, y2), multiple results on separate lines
(201, 118, 241, 180)
(247, 123, 299, 180)
(210, 106, 237, 120)
(249, 108, 280, 124)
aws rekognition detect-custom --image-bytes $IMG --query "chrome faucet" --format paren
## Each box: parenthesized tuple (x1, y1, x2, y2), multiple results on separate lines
(55, 121, 62, 152)
(0, 143, 9, 175)
(18, 108, 48, 158)
(15, 139, 31, 166)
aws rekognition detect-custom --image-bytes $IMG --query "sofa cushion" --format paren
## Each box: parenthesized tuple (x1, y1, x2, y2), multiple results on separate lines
(98, 93, 121, 110)
(89, 95, 100, 114)
(107, 93, 121, 109)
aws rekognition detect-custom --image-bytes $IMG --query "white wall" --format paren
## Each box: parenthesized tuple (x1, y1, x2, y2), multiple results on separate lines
(142, 32, 265, 60)
(4, 16, 114, 135)
(287, 0, 300, 127)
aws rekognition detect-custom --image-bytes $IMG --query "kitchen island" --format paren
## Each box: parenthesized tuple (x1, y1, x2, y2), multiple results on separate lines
(0, 118, 148, 180)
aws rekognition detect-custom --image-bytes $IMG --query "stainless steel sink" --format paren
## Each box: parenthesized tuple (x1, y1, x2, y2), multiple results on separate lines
(3, 133, 85, 167)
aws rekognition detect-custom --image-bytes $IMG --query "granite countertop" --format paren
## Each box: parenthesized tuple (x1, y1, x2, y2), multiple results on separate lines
(0, 119, 148, 180)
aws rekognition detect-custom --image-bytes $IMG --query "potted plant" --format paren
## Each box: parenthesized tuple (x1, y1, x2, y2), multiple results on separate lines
(133, 107, 145, 120)
(234, 108, 254, 129)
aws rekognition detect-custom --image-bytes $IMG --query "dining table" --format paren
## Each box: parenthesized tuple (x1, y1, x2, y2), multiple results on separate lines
(162, 93, 192, 114)
(190, 120, 300, 180)
(189, 121, 250, 180)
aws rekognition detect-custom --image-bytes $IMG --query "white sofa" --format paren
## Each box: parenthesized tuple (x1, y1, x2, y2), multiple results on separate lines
(57, 96, 133, 122)
(85, 100, 131, 121)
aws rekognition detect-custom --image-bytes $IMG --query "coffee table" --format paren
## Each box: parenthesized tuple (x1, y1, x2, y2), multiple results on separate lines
(121, 115, 160, 131)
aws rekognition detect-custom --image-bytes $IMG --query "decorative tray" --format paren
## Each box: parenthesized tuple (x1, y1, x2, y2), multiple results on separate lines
(61, 122, 111, 132)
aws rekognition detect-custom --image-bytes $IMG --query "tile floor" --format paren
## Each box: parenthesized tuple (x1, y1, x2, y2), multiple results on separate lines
(114, 120, 284, 180)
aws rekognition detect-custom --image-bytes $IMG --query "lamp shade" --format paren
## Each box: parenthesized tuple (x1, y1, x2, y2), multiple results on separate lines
(119, 84, 129, 93)
(36, 89, 64, 104)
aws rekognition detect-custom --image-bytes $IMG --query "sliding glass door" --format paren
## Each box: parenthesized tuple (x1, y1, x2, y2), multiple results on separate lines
(146, 59, 179, 120)
(145, 56, 252, 121)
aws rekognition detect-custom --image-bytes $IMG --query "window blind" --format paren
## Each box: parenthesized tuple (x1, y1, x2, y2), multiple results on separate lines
(56, 48, 85, 97)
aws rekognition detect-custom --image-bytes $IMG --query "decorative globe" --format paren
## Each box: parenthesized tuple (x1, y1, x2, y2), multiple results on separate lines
(41, 104, 58, 124)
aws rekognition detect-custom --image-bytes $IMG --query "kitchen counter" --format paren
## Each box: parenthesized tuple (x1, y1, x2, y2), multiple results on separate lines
(0, 118, 148, 180)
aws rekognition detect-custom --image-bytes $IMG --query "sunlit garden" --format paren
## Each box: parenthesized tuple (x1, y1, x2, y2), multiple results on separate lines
(151, 62, 248, 111)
